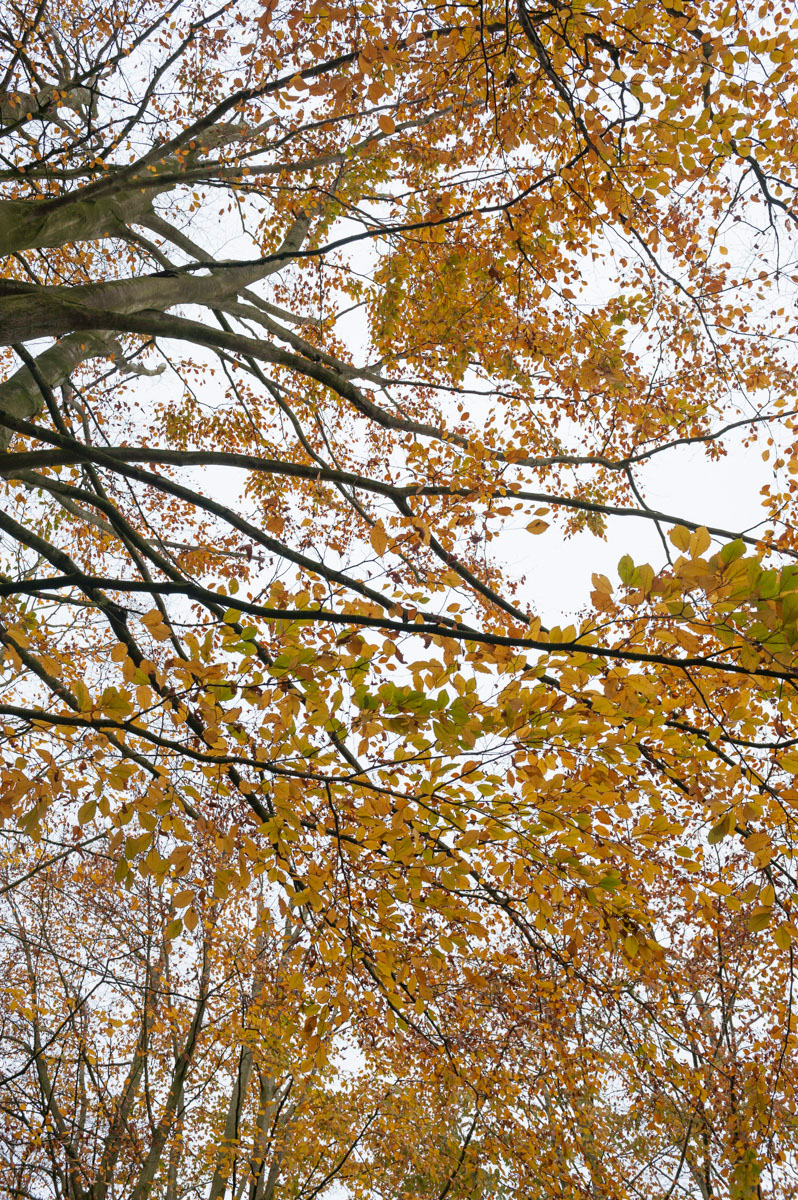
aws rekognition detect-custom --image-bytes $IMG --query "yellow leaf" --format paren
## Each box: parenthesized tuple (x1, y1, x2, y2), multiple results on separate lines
(592, 573, 613, 595)
(125, 831, 152, 858)
(140, 608, 171, 641)
(77, 799, 96, 824)
(773, 923, 792, 950)
(689, 526, 711, 558)
(669, 524, 691, 552)
(140, 609, 164, 630)
(707, 813, 733, 844)
(748, 906, 773, 932)
(370, 521, 389, 556)
(170, 845, 191, 873)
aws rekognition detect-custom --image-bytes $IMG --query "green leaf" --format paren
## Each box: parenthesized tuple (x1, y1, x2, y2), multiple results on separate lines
(77, 799, 96, 825)
(748, 907, 773, 932)
(759, 569, 779, 599)
(618, 555, 635, 585)
(720, 538, 745, 565)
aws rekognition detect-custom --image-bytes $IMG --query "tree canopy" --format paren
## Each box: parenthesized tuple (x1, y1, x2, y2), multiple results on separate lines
(2, 0, 798, 1195)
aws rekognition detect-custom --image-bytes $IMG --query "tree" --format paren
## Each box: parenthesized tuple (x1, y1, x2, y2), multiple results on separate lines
(2, 0, 798, 1194)
(0, 831, 439, 1200)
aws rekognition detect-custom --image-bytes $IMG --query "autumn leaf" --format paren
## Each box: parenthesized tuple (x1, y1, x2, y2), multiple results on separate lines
(370, 521, 389, 555)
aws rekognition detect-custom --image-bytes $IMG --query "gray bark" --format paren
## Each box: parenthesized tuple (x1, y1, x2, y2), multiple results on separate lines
(0, 85, 93, 128)
(0, 121, 250, 257)
(207, 1048, 257, 1200)
(0, 190, 161, 257)
(0, 333, 119, 450)
(128, 951, 211, 1200)
(0, 210, 311, 346)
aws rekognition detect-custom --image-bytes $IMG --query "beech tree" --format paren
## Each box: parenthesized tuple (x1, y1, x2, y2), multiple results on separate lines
(6, 832, 795, 1199)
(1, 834, 480, 1200)
(2, 0, 798, 1195)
